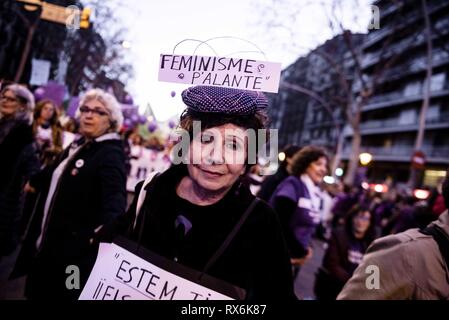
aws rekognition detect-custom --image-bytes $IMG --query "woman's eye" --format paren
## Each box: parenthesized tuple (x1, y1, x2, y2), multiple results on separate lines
(226, 141, 241, 150)
(201, 134, 213, 143)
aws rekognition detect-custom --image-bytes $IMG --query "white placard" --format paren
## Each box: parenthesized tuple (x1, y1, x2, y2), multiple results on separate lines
(30, 59, 51, 86)
(79, 242, 234, 300)
(158, 54, 281, 93)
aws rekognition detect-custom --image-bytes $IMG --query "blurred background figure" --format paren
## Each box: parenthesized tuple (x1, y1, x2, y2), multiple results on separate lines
(269, 146, 328, 278)
(331, 184, 360, 228)
(32, 99, 64, 167)
(0, 84, 39, 259)
(428, 178, 447, 218)
(338, 168, 449, 300)
(257, 144, 301, 201)
(241, 164, 264, 195)
(314, 205, 377, 300)
(126, 133, 171, 197)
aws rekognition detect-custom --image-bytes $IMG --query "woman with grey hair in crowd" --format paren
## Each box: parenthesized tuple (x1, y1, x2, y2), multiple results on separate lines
(0, 84, 39, 259)
(12, 88, 127, 300)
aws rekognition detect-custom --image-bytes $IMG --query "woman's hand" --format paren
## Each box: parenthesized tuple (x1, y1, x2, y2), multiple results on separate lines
(291, 247, 313, 266)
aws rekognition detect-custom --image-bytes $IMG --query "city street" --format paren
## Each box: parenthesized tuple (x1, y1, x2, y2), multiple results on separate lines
(0, 0, 448, 302)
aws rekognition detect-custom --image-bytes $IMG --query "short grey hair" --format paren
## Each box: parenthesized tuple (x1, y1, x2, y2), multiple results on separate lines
(1, 84, 35, 123)
(77, 88, 124, 132)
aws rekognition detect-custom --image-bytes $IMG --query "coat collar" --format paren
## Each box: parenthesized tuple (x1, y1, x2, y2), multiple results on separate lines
(433, 210, 449, 238)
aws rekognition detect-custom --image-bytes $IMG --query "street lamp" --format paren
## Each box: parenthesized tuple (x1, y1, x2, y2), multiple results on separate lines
(121, 40, 132, 49)
(359, 152, 373, 166)
(278, 152, 286, 162)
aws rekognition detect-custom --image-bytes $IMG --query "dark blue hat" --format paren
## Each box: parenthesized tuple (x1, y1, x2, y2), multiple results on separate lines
(181, 86, 268, 115)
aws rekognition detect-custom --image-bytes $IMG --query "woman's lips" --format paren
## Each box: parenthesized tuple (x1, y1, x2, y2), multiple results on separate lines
(196, 165, 224, 177)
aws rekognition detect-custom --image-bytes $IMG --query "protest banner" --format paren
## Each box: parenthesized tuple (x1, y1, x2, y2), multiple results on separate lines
(79, 237, 245, 300)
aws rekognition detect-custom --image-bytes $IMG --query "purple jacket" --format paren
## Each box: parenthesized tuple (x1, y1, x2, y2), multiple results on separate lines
(269, 176, 321, 257)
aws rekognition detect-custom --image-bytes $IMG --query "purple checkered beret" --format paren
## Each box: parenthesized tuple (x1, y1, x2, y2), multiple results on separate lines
(181, 86, 268, 115)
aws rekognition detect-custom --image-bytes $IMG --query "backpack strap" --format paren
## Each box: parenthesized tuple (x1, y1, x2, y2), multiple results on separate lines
(420, 224, 449, 270)
(200, 197, 260, 279)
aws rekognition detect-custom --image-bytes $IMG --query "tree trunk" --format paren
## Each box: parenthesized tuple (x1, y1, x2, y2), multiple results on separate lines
(331, 124, 344, 178)
(409, 0, 432, 188)
(344, 126, 361, 186)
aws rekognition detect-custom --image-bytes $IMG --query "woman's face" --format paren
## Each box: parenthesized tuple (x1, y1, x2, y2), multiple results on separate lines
(353, 210, 371, 236)
(305, 156, 327, 184)
(0, 90, 23, 117)
(40, 103, 55, 122)
(79, 99, 111, 139)
(187, 123, 247, 193)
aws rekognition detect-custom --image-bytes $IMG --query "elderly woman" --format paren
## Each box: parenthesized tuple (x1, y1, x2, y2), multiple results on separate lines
(0, 84, 39, 258)
(269, 146, 328, 273)
(12, 89, 127, 300)
(113, 86, 295, 300)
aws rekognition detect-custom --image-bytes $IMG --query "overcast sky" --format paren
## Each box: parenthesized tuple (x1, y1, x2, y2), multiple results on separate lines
(105, 0, 373, 121)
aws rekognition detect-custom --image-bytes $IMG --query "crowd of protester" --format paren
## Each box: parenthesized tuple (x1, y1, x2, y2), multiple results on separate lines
(0, 81, 447, 300)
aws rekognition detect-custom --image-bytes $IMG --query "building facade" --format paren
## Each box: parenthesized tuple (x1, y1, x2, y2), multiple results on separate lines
(267, 34, 364, 155)
(341, 0, 449, 186)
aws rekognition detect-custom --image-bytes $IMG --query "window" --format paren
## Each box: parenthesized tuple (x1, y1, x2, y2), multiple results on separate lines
(403, 81, 421, 96)
(430, 73, 446, 92)
(398, 109, 417, 125)
(426, 104, 440, 121)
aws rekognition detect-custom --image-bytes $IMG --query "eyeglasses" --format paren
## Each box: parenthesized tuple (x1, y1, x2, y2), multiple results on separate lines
(0, 95, 18, 103)
(79, 105, 110, 117)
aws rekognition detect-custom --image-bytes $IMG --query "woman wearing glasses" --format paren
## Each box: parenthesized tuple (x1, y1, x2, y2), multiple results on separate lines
(0, 84, 39, 259)
(13, 89, 127, 300)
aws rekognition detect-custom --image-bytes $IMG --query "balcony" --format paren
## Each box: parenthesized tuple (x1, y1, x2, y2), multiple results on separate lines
(341, 145, 449, 164)
(343, 113, 449, 136)
(362, 18, 449, 69)
(374, 51, 449, 86)
(363, 1, 449, 49)
(363, 89, 449, 112)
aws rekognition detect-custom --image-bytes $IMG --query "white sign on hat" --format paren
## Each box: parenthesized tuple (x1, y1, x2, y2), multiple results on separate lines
(158, 54, 281, 93)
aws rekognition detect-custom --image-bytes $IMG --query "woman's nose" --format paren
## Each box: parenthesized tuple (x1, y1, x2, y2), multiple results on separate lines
(205, 143, 225, 164)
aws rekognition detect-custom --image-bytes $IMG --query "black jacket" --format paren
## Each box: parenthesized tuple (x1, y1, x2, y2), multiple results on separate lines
(12, 134, 127, 299)
(257, 166, 289, 201)
(0, 119, 39, 256)
(112, 164, 296, 301)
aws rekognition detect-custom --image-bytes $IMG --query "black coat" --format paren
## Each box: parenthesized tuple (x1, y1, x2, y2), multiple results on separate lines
(12, 135, 127, 300)
(111, 164, 296, 301)
(0, 120, 39, 256)
(256, 166, 289, 201)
